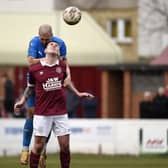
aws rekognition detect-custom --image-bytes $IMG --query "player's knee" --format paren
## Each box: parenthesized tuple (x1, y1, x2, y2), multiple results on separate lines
(34, 143, 44, 154)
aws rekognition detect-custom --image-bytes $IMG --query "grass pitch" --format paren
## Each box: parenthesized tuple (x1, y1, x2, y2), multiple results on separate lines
(0, 153, 167, 168)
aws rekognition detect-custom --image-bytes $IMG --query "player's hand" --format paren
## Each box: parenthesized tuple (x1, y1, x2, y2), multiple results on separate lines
(14, 102, 23, 113)
(78, 92, 95, 99)
(63, 76, 71, 87)
(14, 98, 25, 113)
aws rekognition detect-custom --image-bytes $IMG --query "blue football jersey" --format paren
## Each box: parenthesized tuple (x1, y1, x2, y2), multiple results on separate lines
(27, 36, 67, 58)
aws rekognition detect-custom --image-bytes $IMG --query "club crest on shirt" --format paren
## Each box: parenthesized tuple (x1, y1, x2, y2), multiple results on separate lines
(56, 67, 62, 74)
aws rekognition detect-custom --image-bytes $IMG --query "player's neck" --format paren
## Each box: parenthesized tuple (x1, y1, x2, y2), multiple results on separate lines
(45, 54, 58, 65)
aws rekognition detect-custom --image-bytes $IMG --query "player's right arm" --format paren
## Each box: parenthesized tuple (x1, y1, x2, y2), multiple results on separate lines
(27, 38, 41, 65)
(27, 56, 41, 65)
(14, 85, 34, 112)
(14, 69, 35, 112)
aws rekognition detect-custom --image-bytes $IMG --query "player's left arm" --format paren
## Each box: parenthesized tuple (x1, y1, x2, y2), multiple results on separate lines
(14, 70, 35, 112)
(66, 81, 94, 99)
(59, 41, 71, 87)
(62, 58, 71, 87)
(27, 39, 41, 65)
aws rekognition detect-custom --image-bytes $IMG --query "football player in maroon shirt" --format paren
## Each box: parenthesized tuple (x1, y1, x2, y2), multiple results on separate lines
(14, 41, 94, 168)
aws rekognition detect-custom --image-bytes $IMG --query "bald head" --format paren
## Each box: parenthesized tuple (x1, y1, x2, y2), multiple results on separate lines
(38, 24, 53, 46)
(143, 91, 152, 102)
(38, 24, 53, 36)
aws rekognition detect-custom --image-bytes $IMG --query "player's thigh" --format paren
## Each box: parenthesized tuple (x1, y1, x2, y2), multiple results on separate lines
(26, 92, 35, 107)
(52, 114, 71, 137)
(33, 115, 52, 137)
(26, 107, 34, 118)
(34, 136, 46, 144)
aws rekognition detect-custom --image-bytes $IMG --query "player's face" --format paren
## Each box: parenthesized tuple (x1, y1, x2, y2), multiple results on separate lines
(45, 42, 60, 56)
(39, 33, 52, 46)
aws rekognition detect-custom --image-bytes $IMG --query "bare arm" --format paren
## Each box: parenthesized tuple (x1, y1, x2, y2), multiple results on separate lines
(27, 56, 41, 65)
(14, 86, 34, 112)
(66, 82, 80, 96)
(61, 58, 71, 87)
(66, 64, 71, 79)
(23, 85, 34, 100)
(64, 64, 71, 84)
(66, 82, 94, 99)
(62, 58, 93, 98)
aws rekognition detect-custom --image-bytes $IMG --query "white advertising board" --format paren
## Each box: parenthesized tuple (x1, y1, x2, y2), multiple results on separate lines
(0, 119, 167, 156)
(141, 127, 167, 153)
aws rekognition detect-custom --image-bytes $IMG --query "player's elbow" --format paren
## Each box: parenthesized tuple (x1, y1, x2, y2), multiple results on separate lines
(27, 57, 34, 65)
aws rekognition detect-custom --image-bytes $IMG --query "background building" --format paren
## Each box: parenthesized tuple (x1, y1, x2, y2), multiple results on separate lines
(0, 0, 123, 117)
(0, 0, 168, 118)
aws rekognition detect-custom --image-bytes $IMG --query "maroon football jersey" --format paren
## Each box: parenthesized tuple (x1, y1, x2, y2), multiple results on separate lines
(29, 59, 67, 116)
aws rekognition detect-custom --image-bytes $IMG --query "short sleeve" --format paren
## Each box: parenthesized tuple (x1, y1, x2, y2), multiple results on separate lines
(60, 41, 67, 58)
(27, 39, 38, 58)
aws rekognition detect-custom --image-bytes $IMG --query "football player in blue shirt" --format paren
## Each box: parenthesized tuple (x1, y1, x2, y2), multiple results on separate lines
(20, 24, 71, 168)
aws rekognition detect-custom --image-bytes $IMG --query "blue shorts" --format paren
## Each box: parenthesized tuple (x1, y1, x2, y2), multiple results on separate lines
(26, 91, 35, 107)
(26, 72, 35, 107)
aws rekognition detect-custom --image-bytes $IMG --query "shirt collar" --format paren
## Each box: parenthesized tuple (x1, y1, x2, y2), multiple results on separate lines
(40, 59, 59, 67)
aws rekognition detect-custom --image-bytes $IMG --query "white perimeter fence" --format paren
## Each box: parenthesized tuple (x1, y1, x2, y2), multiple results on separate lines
(0, 119, 167, 156)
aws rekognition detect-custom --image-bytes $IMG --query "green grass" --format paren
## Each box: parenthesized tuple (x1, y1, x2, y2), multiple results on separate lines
(0, 154, 168, 168)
